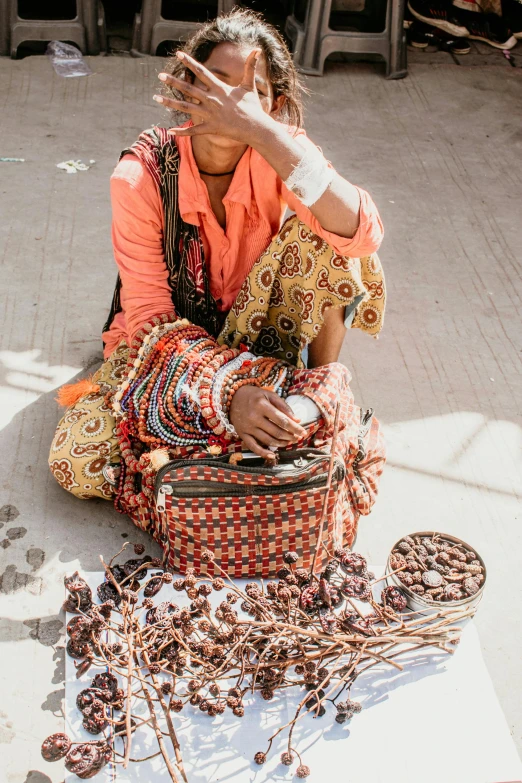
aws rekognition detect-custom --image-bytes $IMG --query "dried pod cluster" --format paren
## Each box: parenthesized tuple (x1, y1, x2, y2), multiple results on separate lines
(43, 539, 478, 781)
(391, 533, 485, 602)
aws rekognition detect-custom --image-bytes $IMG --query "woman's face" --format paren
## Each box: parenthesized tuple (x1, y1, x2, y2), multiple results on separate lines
(189, 42, 283, 149)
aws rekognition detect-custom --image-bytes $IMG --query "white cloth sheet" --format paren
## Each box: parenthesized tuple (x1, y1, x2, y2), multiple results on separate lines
(65, 571, 522, 783)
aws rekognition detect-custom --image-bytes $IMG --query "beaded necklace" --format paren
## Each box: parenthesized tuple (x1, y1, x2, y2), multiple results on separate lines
(113, 319, 293, 452)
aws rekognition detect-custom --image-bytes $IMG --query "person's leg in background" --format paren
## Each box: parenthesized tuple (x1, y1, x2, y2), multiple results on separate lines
(48, 342, 128, 499)
(407, 0, 518, 47)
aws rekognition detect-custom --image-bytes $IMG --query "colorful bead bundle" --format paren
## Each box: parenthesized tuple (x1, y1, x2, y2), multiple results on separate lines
(112, 318, 294, 451)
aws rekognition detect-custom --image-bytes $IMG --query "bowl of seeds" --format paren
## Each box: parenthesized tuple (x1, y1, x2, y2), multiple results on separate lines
(386, 532, 487, 613)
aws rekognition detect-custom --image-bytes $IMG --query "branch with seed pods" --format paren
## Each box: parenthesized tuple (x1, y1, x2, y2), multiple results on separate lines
(42, 540, 477, 780)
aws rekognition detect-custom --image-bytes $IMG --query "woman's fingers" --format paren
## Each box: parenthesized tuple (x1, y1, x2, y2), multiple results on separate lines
(240, 48, 261, 92)
(153, 95, 206, 116)
(175, 51, 221, 89)
(267, 392, 302, 422)
(157, 72, 208, 101)
(167, 123, 210, 137)
(251, 428, 289, 449)
(253, 418, 294, 444)
(262, 397, 307, 439)
(241, 434, 276, 461)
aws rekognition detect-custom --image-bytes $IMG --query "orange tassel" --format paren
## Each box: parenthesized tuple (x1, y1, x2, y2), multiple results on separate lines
(56, 377, 101, 407)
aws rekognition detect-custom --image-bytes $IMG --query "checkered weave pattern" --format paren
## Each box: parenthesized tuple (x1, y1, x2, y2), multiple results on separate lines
(155, 452, 346, 577)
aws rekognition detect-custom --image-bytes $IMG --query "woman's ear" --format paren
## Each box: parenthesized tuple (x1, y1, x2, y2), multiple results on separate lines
(270, 94, 286, 118)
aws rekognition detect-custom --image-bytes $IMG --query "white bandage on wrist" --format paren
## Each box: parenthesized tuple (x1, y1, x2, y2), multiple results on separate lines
(284, 148, 336, 207)
(286, 394, 322, 426)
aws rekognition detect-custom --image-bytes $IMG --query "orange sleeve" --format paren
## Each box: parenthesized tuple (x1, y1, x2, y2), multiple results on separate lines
(110, 155, 174, 343)
(281, 130, 384, 257)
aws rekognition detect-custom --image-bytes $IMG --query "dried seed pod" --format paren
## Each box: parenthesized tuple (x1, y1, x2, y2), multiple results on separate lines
(41, 733, 71, 761)
(337, 552, 368, 576)
(64, 572, 93, 613)
(65, 743, 111, 779)
(121, 589, 138, 604)
(76, 689, 99, 713)
(296, 764, 311, 778)
(144, 577, 163, 597)
(397, 571, 414, 587)
(171, 699, 183, 712)
(397, 541, 412, 555)
(281, 752, 294, 766)
(381, 586, 407, 611)
(300, 584, 319, 611)
(403, 535, 415, 546)
(445, 571, 466, 582)
(464, 564, 483, 575)
(422, 570, 443, 588)
(212, 578, 225, 591)
(319, 608, 339, 634)
(444, 584, 463, 601)
(133, 543, 145, 555)
(463, 577, 480, 596)
(390, 553, 407, 570)
(423, 540, 438, 555)
(283, 551, 299, 564)
(412, 571, 423, 584)
(405, 560, 418, 574)
(449, 559, 466, 572)
(67, 638, 91, 659)
(415, 545, 429, 558)
(410, 584, 425, 595)
(233, 705, 245, 717)
(340, 575, 371, 601)
(254, 751, 267, 765)
(97, 581, 121, 606)
(436, 551, 450, 565)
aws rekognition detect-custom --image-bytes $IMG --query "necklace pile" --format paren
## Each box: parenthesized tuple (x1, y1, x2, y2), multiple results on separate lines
(112, 318, 293, 451)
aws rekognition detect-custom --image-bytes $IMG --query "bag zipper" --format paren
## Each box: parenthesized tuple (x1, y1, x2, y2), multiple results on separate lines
(158, 464, 345, 499)
(154, 450, 333, 495)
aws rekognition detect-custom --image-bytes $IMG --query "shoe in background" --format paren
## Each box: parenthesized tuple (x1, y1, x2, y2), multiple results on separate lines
(408, 19, 472, 50)
(454, 6, 517, 46)
(407, 0, 470, 35)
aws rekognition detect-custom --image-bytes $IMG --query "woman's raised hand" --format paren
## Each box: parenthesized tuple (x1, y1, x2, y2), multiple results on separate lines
(229, 386, 307, 461)
(154, 50, 272, 144)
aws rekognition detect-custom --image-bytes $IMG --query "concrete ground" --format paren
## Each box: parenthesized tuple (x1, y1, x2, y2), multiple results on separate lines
(0, 51, 521, 782)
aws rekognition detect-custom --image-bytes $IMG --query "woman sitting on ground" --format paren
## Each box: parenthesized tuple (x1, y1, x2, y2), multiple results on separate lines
(49, 9, 385, 525)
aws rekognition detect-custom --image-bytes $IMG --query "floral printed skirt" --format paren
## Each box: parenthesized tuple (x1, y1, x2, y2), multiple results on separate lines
(48, 216, 385, 500)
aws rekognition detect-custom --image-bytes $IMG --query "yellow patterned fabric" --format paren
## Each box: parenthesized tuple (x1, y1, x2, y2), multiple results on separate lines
(49, 216, 385, 499)
(219, 217, 385, 367)
(48, 342, 128, 499)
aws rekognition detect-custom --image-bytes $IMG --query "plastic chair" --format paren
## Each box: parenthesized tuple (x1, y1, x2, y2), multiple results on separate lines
(0, 1, 10, 56)
(9, 0, 101, 58)
(131, 0, 236, 56)
(285, 0, 407, 78)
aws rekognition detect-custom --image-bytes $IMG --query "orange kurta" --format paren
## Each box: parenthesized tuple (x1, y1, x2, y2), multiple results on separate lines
(103, 126, 384, 359)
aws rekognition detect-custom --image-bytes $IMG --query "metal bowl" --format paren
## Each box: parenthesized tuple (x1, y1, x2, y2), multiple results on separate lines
(385, 531, 487, 615)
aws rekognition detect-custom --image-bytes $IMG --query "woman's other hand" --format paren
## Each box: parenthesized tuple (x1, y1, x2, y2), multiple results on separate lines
(229, 386, 306, 460)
